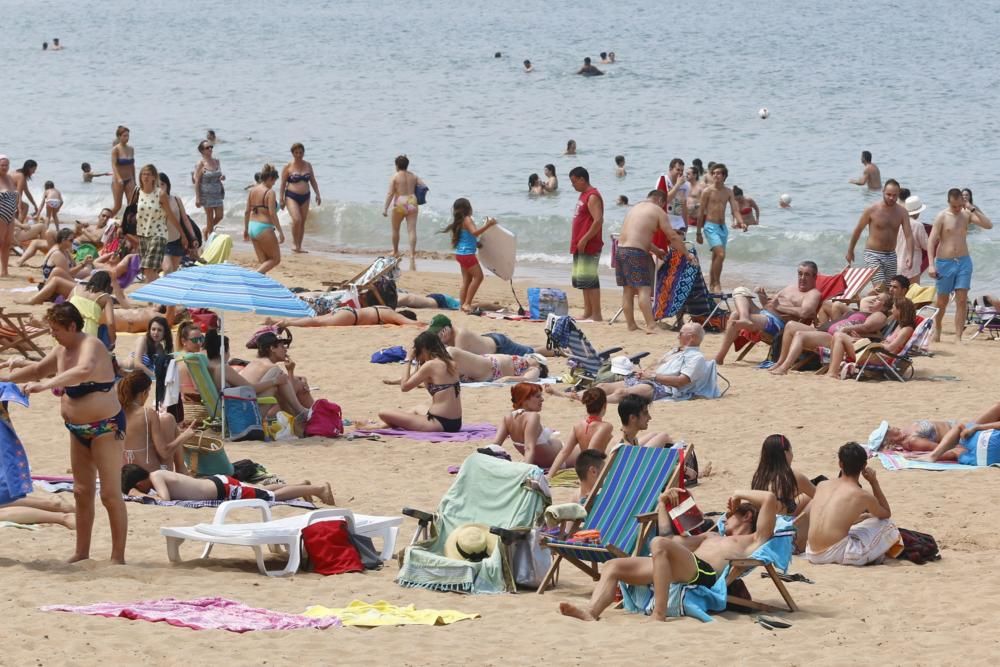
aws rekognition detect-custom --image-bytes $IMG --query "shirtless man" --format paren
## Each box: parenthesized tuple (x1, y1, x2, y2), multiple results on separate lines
(381, 155, 423, 271)
(803, 442, 899, 566)
(121, 466, 335, 505)
(696, 164, 744, 293)
(846, 179, 913, 290)
(849, 150, 882, 191)
(616, 191, 686, 332)
(715, 261, 822, 364)
(576, 57, 604, 76)
(927, 188, 993, 342)
(558, 487, 777, 622)
(427, 314, 552, 357)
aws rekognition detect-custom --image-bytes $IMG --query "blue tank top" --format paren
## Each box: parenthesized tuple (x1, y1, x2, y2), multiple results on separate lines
(455, 228, 478, 256)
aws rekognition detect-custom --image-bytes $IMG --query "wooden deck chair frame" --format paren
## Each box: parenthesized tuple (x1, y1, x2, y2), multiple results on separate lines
(0, 308, 48, 360)
(536, 443, 690, 594)
(725, 558, 799, 613)
(322, 256, 400, 306)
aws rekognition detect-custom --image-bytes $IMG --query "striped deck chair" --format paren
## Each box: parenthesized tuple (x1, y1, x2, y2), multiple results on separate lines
(536, 444, 686, 594)
(0, 308, 48, 360)
(829, 266, 878, 302)
(545, 314, 622, 386)
(178, 352, 277, 432)
(322, 256, 400, 306)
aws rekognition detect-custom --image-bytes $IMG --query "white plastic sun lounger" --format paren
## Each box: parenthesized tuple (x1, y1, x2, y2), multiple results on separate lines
(160, 499, 403, 577)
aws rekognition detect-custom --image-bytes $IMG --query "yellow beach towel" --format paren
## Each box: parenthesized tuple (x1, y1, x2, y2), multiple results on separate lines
(68, 294, 102, 336)
(302, 600, 479, 627)
(548, 468, 579, 488)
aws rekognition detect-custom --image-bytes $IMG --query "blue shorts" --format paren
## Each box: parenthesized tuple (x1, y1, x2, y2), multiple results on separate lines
(934, 255, 973, 295)
(957, 425, 1000, 466)
(761, 310, 785, 336)
(702, 221, 728, 249)
(484, 332, 534, 356)
(428, 293, 460, 310)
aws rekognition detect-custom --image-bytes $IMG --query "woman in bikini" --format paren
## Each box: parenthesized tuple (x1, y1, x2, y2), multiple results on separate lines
(109, 126, 135, 218)
(542, 163, 558, 193)
(117, 370, 191, 473)
(446, 346, 549, 383)
(379, 331, 463, 433)
(279, 142, 321, 254)
(0, 155, 19, 276)
(243, 163, 284, 274)
(750, 434, 816, 550)
(193, 139, 225, 236)
(731, 186, 759, 227)
(0, 303, 127, 563)
(545, 386, 615, 478)
(381, 155, 424, 271)
(114, 305, 186, 334)
(12, 159, 39, 221)
(878, 419, 957, 454)
(266, 306, 422, 328)
(493, 382, 564, 469)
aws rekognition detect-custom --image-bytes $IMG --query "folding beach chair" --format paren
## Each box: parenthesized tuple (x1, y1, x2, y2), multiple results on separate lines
(828, 266, 878, 303)
(177, 352, 277, 434)
(853, 313, 936, 382)
(323, 256, 400, 307)
(536, 444, 687, 593)
(969, 298, 1000, 341)
(725, 523, 799, 613)
(0, 308, 48, 360)
(396, 452, 550, 594)
(545, 314, 648, 388)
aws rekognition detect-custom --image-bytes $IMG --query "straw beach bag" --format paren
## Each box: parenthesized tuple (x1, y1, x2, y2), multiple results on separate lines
(183, 432, 233, 476)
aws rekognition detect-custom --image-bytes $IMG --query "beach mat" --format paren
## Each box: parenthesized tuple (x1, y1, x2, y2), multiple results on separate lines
(460, 378, 557, 388)
(302, 600, 479, 627)
(653, 248, 698, 320)
(353, 423, 497, 443)
(42, 597, 340, 632)
(877, 452, 980, 472)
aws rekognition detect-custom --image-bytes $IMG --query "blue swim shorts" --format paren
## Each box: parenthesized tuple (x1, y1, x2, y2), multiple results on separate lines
(761, 310, 785, 336)
(934, 255, 973, 295)
(702, 221, 728, 249)
(957, 425, 1000, 466)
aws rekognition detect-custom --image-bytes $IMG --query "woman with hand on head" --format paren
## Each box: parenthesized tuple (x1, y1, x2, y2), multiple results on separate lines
(378, 331, 463, 433)
(279, 142, 320, 254)
(243, 163, 284, 274)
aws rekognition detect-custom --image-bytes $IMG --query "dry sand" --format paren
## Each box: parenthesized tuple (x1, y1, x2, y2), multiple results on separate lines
(2, 249, 999, 665)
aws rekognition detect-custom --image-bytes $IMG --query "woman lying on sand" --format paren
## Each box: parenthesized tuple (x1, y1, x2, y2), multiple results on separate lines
(874, 419, 957, 454)
(446, 347, 548, 382)
(114, 305, 186, 334)
(493, 382, 564, 468)
(121, 466, 336, 504)
(266, 306, 422, 328)
(0, 494, 76, 529)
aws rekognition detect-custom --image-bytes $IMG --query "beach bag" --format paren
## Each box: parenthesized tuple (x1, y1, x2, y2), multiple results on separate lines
(664, 490, 711, 537)
(120, 187, 140, 236)
(304, 399, 343, 438)
(189, 308, 219, 333)
(347, 531, 383, 570)
(528, 288, 569, 320)
(370, 346, 406, 364)
(266, 411, 296, 441)
(895, 528, 941, 564)
(231, 458, 267, 483)
(182, 432, 233, 476)
(302, 520, 364, 575)
(415, 182, 429, 205)
(222, 386, 266, 441)
(512, 528, 552, 590)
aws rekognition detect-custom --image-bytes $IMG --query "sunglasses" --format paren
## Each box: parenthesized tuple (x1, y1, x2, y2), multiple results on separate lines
(188, 336, 205, 344)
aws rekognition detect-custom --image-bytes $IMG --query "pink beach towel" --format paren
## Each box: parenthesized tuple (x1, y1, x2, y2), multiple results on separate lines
(42, 597, 341, 632)
(353, 423, 497, 443)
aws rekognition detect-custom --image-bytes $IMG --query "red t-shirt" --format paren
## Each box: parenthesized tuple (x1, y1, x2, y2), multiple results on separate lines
(570, 187, 604, 255)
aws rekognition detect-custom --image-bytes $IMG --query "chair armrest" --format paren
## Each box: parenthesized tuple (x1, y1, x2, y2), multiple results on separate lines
(629, 352, 650, 363)
(597, 346, 624, 360)
(635, 512, 658, 524)
(402, 507, 434, 524)
(213, 499, 272, 525)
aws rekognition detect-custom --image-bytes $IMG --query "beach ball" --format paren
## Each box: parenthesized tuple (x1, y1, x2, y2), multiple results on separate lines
(780, 193, 792, 205)
(758, 107, 769, 119)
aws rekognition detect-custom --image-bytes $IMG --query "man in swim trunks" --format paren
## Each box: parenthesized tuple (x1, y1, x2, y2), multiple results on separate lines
(927, 188, 993, 342)
(696, 164, 745, 293)
(558, 486, 778, 622)
(569, 166, 604, 321)
(804, 442, 898, 566)
(616, 190, 687, 332)
(121, 466, 336, 504)
(849, 150, 882, 191)
(715, 261, 822, 364)
(846, 179, 913, 291)
(427, 314, 553, 357)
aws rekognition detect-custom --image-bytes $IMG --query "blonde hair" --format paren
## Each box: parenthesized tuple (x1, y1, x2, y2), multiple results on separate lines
(139, 164, 159, 191)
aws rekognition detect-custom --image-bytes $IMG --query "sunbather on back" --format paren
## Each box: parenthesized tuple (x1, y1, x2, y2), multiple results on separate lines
(121, 466, 335, 504)
(875, 419, 956, 454)
(428, 314, 554, 357)
(910, 401, 1000, 465)
(804, 442, 898, 566)
(447, 346, 548, 382)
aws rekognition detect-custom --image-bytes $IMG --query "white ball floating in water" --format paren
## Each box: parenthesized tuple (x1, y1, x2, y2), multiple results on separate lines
(780, 193, 792, 205)
(758, 107, 769, 119)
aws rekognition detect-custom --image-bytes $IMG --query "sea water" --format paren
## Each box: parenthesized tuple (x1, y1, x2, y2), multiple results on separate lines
(7, 0, 999, 290)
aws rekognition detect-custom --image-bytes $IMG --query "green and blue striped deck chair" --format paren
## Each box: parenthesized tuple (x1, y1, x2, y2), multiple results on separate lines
(178, 352, 276, 434)
(536, 443, 687, 593)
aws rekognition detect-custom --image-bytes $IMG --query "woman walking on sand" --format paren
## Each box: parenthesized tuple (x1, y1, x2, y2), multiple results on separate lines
(244, 163, 284, 274)
(193, 139, 225, 236)
(109, 126, 135, 218)
(279, 142, 321, 254)
(382, 155, 424, 270)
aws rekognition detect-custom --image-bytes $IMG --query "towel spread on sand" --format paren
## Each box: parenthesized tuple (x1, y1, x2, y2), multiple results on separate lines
(460, 378, 558, 388)
(0, 521, 40, 530)
(42, 597, 341, 632)
(122, 496, 317, 510)
(353, 423, 497, 443)
(302, 600, 479, 626)
(877, 452, 979, 472)
(547, 468, 579, 487)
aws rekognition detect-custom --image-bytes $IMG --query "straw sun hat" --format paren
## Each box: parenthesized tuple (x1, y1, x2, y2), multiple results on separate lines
(444, 523, 499, 562)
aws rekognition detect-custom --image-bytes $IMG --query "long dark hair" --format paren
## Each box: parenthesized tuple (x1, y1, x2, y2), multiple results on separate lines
(84, 270, 113, 294)
(751, 434, 798, 514)
(441, 198, 472, 248)
(413, 331, 454, 374)
(146, 315, 173, 356)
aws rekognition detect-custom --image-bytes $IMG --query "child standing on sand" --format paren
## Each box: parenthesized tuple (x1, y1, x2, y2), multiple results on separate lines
(442, 197, 496, 313)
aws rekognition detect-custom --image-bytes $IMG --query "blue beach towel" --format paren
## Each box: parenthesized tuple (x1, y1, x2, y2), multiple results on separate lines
(0, 384, 33, 507)
(371, 346, 407, 364)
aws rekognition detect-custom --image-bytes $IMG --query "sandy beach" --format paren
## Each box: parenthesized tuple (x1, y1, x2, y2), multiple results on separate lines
(2, 249, 999, 665)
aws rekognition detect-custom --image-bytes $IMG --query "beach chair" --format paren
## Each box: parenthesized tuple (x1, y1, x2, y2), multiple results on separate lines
(0, 308, 48, 360)
(969, 298, 1000, 341)
(323, 255, 400, 307)
(828, 266, 877, 303)
(160, 499, 403, 577)
(853, 313, 936, 382)
(536, 444, 687, 594)
(396, 452, 550, 594)
(545, 314, 624, 385)
(177, 352, 277, 433)
(198, 233, 233, 265)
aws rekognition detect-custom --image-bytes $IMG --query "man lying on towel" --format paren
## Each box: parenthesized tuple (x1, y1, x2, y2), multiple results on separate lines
(121, 466, 336, 505)
(429, 315, 555, 357)
(804, 442, 899, 566)
(559, 487, 778, 622)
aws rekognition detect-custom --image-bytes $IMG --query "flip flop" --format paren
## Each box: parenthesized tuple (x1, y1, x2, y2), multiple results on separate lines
(757, 360, 776, 370)
(764, 571, 814, 584)
(755, 615, 792, 630)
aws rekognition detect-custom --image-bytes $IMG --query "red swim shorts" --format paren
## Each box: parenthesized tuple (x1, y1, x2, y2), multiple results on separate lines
(455, 253, 479, 269)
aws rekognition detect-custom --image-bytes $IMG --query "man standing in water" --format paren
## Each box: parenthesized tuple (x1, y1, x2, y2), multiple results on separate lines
(696, 163, 744, 293)
(928, 188, 993, 342)
(569, 167, 604, 321)
(846, 179, 913, 291)
(849, 151, 882, 191)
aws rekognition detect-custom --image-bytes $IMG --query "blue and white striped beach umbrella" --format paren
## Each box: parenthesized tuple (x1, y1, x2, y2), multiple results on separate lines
(128, 263, 314, 317)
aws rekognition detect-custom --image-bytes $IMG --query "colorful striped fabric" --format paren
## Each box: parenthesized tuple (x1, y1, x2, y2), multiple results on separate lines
(834, 266, 877, 301)
(129, 263, 314, 318)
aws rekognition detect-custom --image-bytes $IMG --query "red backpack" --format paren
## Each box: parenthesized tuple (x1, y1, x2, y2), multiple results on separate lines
(304, 400, 344, 438)
(302, 520, 363, 575)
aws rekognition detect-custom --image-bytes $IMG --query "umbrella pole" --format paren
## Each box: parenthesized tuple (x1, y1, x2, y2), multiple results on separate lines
(220, 312, 226, 438)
